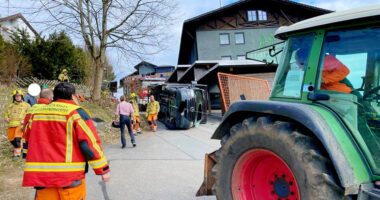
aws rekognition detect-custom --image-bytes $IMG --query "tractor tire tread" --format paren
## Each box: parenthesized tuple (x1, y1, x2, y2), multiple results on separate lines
(212, 116, 344, 200)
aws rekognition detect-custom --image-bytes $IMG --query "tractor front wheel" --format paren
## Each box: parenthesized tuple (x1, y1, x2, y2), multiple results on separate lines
(213, 116, 344, 200)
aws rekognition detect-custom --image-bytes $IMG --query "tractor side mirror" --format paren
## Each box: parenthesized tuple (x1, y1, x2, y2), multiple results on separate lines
(308, 92, 330, 101)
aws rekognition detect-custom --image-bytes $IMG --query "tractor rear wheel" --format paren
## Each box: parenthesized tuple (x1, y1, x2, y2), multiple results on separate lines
(213, 116, 344, 200)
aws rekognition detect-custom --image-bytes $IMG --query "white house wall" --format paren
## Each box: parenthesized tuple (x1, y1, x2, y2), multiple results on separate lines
(0, 18, 36, 41)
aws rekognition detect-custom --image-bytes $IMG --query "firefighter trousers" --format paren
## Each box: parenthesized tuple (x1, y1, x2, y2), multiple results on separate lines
(35, 179, 86, 200)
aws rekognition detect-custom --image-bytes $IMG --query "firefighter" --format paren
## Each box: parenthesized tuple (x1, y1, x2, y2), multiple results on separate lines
(130, 93, 142, 134)
(4, 90, 30, 157)
(22, 87, 54, 138)
(146, 94, 160, 132)
(58, 68, 69, 82)
(22, 82, 110, 199)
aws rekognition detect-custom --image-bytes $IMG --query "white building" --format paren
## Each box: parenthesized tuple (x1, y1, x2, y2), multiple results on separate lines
(0, 13, 38, 41)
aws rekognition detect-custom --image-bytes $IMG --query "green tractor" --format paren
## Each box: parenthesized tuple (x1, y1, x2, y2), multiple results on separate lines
(197, 5, 380, 200)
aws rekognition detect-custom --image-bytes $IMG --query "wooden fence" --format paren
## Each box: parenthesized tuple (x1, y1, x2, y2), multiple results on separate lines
(14, 77, 92, 98)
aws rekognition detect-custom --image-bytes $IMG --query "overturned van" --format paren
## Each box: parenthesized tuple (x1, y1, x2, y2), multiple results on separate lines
(150, 84, 208, 130)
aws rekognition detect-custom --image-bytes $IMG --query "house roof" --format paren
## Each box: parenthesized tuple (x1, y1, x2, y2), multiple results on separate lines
(133, 61, 157, 70)
(197, 61, 277, 85)
(0, 13, 39, 37)
(275, 4, 380, 39)
(155, 65, 175, 69)
(166, 65, 191, 83)
(177, 59, 271, 83)
(184, 0, 329, 24)
(178, 0, 332, 64)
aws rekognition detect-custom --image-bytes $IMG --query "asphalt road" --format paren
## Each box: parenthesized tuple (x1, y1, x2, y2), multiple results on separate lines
(86, 116, 221, 200)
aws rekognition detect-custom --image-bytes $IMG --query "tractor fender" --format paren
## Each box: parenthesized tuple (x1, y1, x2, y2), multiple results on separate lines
(212, 100, 367, 195)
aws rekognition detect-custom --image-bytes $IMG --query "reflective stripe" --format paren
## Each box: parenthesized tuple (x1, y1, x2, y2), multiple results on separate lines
(33, 115, 67, 122)
(25, 162, 86, 172)
(77, 120, 103, 157)
(89, 156, 108, 169)
(31, 102, 80, 116)
(66, 116, 74, 162)
(72, 114, 81, 121)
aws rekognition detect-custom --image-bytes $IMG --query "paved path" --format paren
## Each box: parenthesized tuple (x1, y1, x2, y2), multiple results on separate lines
(86, 116, 221, 200)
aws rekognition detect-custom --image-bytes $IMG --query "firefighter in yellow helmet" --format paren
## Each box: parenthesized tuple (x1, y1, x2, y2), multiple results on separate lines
(129, 93, 142, 134)
(4, 90, 30, 157)
(146, 94, 160, 132)
(58, 68, 69, 82)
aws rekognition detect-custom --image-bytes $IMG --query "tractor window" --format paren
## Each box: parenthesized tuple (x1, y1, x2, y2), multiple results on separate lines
(272, 34, 314, 98)
(317, 27, 380, 172)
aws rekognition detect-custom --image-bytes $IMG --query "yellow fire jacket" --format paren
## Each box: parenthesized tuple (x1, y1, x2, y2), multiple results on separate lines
(58, 73, 69, 82)
(147, 101, 160, 115)
(131, 101, 140, 117)
(4, 102, 30, 127)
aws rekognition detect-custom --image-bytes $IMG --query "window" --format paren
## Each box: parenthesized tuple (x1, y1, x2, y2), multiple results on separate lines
(237, 55, 246, 60)
(258, 10, 267, 21)
(235, 33, 245, 44)
(219, 33, 230, 45)
(315, 27, 380, 172)
(221, 56, 232, 60)
(272, 33, 314, 98)
(247, 10, 257, 22)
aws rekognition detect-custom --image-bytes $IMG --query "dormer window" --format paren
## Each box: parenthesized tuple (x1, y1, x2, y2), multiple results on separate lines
(247, 10, 267, 22)
(247, 10, 257, 22)
(258, 10, 267, 21)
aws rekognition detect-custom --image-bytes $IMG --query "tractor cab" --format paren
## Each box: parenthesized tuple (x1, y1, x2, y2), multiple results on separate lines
(273, 22, 380, 177)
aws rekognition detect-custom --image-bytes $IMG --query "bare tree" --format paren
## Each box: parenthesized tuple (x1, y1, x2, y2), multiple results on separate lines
(34, 0, 176, 100)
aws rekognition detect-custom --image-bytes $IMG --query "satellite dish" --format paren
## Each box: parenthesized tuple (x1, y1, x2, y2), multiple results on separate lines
(28, 83, 41, 97)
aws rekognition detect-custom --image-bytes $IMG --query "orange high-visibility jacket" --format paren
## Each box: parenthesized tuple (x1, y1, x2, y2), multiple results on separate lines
(22, 99, 110, 187)
(321, 55, 352, 93)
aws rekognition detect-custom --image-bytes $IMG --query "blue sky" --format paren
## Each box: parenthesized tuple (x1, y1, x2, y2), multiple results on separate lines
(0, 0, 379, 80)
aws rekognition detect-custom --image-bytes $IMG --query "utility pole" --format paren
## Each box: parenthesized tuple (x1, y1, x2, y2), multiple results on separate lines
(219, 0, 223, 8)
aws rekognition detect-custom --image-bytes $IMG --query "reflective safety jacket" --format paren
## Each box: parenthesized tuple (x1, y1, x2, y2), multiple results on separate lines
(58, 73, 69, 82)
(22, 99, 110, 187)
(131, 100, 140, 117)
(147, 101, 160, 115)
(4, 101, 30, 127)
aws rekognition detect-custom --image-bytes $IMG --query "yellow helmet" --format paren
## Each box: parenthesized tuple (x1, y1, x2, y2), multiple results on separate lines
(12, 89, 24, 96)
(62, 69, 68, 73)
(130, 92, 137, 98)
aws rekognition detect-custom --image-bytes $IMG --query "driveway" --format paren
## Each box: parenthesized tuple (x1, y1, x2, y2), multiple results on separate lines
(86, 115, 221, 200)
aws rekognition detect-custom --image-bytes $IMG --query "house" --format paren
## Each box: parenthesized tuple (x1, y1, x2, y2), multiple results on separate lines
(120, 61, 174, 105)
(177, 0, 331, 65)
(154, 65, 175, 78)
(173, 0, 331, 110)
(0, 13, 38, 41)
(133, 61, 175, 78)
(134, 61, 157, 76)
